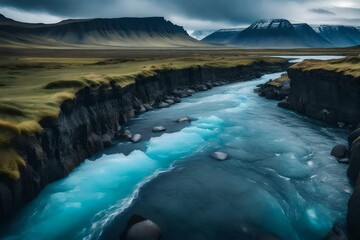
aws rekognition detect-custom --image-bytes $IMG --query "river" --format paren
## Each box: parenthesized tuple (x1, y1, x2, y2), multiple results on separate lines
(1, 56, 351, 240)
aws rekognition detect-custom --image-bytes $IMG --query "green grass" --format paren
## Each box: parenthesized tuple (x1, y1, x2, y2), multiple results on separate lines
(0, 55, 288, 180)
(267, 73, 290, 87)
(290, 56, 360, 78)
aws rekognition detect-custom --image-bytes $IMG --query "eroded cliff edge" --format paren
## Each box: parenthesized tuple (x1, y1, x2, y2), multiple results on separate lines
(0, 61, 289, 222)
(281, 57, 360, 239)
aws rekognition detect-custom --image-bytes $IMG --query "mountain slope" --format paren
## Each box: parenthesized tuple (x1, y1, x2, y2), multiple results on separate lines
(202, 28, 245, 44)
(230, 19, 332, 48)
(0, 15, 205, 48)
(189, 30, 217, 40)
(313, 25, 360, 47)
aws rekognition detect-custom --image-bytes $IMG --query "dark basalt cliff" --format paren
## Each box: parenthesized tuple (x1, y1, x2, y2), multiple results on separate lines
(287, 68, 360, 126)
(286, 67, 360, 239)
(0, 62, 289, 222)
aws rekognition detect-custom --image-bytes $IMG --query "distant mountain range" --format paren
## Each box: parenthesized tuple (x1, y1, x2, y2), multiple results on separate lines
(1, 14, 360, 49)
(0, 14, 205, 48)
(202, 19, 360, 48)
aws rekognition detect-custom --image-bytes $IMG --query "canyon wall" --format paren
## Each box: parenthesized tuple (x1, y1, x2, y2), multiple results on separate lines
(0, 62, 288, 222)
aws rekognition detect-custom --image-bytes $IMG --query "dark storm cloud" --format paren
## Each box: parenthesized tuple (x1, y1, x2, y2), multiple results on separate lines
(309, 8, 336, 15)
(0, 0, 359, 28)
(0, 0, 314, 23)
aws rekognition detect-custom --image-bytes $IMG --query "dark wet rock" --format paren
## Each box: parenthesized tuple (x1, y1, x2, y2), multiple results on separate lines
(152, 126, 166, 132)
(122, 130, 133, 139)
(338, 158, 350, 164)
(265, 89, 278, 99)
(277, 99, 291, 109)
(143, 104, 153, 111)
(172, 90, 189, 98)
(102, 134, 112, 147)
(165, 99, 174, 105)
(137, 105, 147, 113)
(348, 137, 360, 182)
(130, 134, 142, 143)
(122, 215, 161, 240)
(187, 89, 196, 94)
(323, 226, 348, 240)
(211, 151, 228, 161)
(176, 116, 191, 123)
(348, 128, 360, 146)
(206, 83, 213, 89)
(279, 83, 290, 97)
(157, 102, 170, 108)
(331, 144, 348, 159)
(173, 97, 181, 103)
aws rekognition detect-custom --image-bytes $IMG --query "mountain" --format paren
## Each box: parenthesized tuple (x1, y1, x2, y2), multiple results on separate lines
(202, 28, 245, 44)
(312, 25, 360, 47)
(230, 19, 331, 48)
(188, 30, 217, 40)
(0, 14, 205, 48)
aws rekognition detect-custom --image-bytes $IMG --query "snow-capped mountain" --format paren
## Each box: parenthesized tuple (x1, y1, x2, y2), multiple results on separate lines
(230, 19, 325, 48)
(202, 28, 245, 44)
(312, 25, 360, 47)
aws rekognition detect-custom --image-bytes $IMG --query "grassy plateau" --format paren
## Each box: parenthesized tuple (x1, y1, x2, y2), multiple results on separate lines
(0, 51, 290, 180)
(0, 47, 359, 181)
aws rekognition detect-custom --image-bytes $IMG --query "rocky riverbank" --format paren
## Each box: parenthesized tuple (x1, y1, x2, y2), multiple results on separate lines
(258, 56, 360, 240)
(0, 61, 289, 222)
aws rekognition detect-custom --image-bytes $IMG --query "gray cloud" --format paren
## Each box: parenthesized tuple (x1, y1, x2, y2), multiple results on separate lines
(0, 0, 359, 29)
(309, 8, 336, 15)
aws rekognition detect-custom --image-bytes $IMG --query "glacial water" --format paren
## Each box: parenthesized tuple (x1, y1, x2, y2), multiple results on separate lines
(1, 56, 351, 240)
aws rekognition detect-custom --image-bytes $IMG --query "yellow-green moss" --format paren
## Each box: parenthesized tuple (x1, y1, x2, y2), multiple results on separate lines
(290, 56, 360, 78)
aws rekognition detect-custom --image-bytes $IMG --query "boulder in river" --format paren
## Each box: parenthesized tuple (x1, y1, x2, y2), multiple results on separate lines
(138, 105, 147, 113)
(331, 144, 348, 159)
(157, 102, 170, 108)
(176, 116, 191, 123)
(131, 134, 142, 143)
(348, 128, 360, 146)
(122, 214, 161, 240)
(211, 151, 228, 161)
(143, 104, 153, 111)
(338, 158, 350, 164)
(165, 99, 175, 105)
(123, 130, 132, 139)
(173, 97, 181, 103)
(102, 134, 112, 147)
(348, 137, 360, 182)
(152, 126, 166, 132)
(277, 99, 291, 109)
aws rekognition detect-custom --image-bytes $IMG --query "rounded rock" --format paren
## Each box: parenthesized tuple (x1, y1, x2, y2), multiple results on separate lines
(131, 134, 142, 143)
(157, 102, 170, 108)
(123, 130, 132, 139)
(176, 116, 191, 123)
(211, 151, 228, 161)
(152, 126, 166, 132)
(125, 220, 161, 240)
(331, 144, 348, 159)
(348, 128, 360, 146)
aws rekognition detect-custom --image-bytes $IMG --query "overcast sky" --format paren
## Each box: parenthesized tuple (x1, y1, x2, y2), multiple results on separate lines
(0, 0, 359, 30)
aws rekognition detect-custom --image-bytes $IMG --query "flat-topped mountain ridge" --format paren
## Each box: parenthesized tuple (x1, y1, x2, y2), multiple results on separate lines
(0, 15, 204, 48)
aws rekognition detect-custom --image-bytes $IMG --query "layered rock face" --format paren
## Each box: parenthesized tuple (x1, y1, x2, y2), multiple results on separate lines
(287, 68, 360, 126)
(0, 62, 288, 222)
(285, 62, 360, 239)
